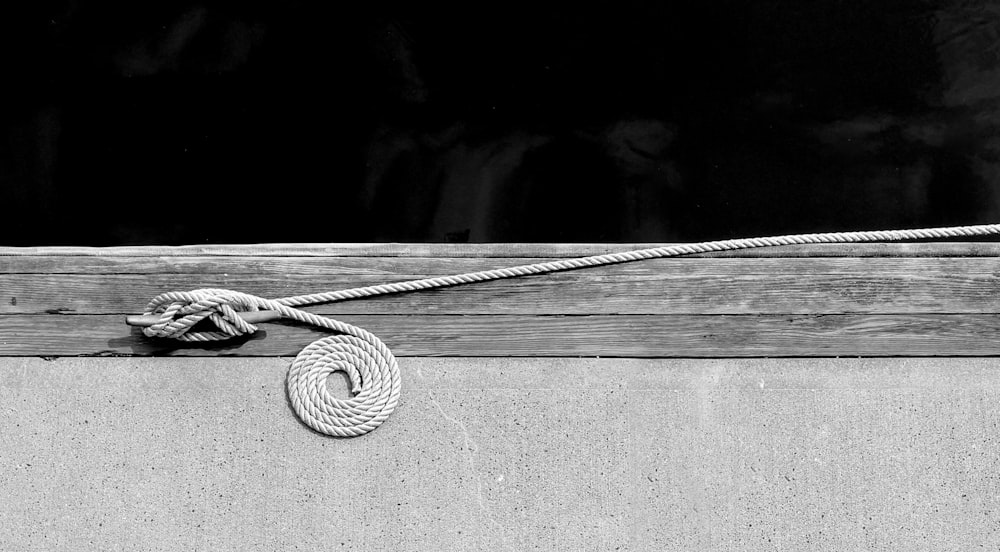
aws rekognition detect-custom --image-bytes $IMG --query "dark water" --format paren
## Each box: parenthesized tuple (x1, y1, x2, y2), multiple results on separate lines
(2, 1, 999, 245)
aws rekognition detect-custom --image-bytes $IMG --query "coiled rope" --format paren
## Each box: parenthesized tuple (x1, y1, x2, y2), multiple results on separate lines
(136, 223, 1000, 437)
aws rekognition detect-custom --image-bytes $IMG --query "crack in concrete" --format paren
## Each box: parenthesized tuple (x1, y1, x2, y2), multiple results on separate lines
(428, 391, 510, 539)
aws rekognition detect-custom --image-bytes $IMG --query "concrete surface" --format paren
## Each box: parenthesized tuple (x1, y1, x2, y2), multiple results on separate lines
(2, 357, 1000, 551)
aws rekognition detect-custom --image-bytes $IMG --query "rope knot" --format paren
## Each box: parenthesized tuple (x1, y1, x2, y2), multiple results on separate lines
(142, 288, 272, 342)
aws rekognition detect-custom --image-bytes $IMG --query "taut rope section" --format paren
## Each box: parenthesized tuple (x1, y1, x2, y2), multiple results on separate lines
(136, 223, 1000, 437)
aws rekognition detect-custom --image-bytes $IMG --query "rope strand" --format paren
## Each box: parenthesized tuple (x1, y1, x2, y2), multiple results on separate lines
(137, 223, 1000, 436)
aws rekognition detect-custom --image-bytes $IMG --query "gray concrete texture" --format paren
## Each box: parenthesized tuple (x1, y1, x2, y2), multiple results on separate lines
(2, 356, 1000, 551)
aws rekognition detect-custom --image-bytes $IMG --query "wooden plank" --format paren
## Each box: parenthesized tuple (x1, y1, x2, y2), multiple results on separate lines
(3, 313, 1000, 357)
(4, 241, 1000, 258)
(0, 255, 532, 275)
(4, 258, 1000, 315)
(4, 252, 1000, 275)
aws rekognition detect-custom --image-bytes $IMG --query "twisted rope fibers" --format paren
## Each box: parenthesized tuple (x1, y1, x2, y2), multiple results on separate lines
(139, 223, 1000, 437)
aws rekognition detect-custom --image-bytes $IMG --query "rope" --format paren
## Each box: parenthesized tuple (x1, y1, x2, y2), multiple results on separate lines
(138, 223, 1000, 437)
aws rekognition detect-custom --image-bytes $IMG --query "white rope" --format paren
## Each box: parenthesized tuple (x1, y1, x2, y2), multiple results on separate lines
(138, 223, 1000, 436)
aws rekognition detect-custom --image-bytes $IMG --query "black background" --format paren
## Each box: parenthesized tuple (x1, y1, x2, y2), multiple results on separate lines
(2, 1, 998, 244)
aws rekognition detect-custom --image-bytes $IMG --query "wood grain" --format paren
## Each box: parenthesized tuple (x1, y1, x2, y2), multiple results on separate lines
(4, 257, 1000, 315)
(3, 314, 999, 357)
(4, 241, 1000, 258)
(5, 243, 1000, 358)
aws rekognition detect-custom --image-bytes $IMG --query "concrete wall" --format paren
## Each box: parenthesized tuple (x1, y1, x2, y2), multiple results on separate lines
(2, 357, 998, 550)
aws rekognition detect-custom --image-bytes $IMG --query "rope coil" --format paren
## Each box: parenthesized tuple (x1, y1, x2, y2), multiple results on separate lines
(136, 223, 1000, 437)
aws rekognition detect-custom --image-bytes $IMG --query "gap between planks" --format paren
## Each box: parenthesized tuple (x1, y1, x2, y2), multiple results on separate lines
(4, 313, 1000, 357)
